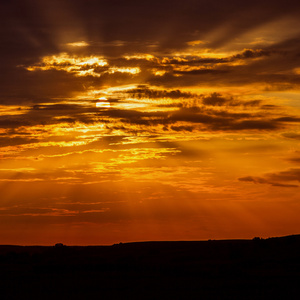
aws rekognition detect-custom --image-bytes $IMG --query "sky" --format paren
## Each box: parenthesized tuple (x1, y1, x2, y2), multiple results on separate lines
(1, 0, 300, 245)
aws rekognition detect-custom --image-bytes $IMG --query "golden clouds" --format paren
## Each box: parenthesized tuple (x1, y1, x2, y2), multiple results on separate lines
(66, 41, 89, 47)
(123, 54, 155, 60)
(107, 67, 140, 75)
(24, 52, 141, 77)
(186, 40, 205, 46)
(25, 53, 107, 75)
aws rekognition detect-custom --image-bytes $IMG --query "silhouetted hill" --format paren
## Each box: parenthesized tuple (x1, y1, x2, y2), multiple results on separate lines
(1, 235, 300, 299)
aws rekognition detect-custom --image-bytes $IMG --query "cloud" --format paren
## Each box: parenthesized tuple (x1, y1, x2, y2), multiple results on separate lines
(125, 86, 194, 99)
(127, 88, 263, 108)
(0, 87, 294, 137)
(0, 136, 39, 147)
(275, 117, 300, 123)
(23, 53, 142, 77)
(267, 168, 300, 182)
(65, 41, 89, 47)
(232, 49, 272, 59)
(230, 120, 279, 130)
(170, 125, 194, 132)
(173, 69, 229, 76)
(282, 132, 300, 140)
(238, 176, 298, 188)
(201, 93, 261, 107)
(287, 157, 300, 164)
(239, 168, 300, 188)
(202, 93, 228, 106)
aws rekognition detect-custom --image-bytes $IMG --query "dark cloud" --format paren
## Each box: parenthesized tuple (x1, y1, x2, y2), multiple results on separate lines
(202, 93, 228, 106)
(32, 104, 85, 111)
(282, 133, 300, 139)
(210, 95, 261, 108)
(161, 57, 228, 65)
(125, 89, 262, 108)
(287, 157, 300, 164)
(232, 49, 272, 60)
(0, 101, 100, 130)
(239, 168, 300, 188)
(261, 105, 279, 110)
(170, 125, 194, 132)
(274, 117, 300, 122)
(230, 120, 279, 131)
(126, 86, 194, 99)
(173, 69, 228, 76)
(0, 69, 87, 105)
(268, 168, 300, 183)
(0, 136, 39, 147)
(238, 176, 298, 188)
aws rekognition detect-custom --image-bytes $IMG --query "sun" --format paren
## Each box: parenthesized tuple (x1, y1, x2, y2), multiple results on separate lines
(96, 97, 110, 108)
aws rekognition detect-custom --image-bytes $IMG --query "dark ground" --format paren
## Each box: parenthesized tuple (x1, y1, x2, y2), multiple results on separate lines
(0, 235, 300, 299)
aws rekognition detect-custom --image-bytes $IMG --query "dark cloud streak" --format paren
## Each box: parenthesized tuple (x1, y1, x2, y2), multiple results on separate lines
(239, 168, 300, 188)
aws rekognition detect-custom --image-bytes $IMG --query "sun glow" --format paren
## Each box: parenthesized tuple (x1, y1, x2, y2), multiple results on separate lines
(96, 97, 110, 108)
(66, 41, 89, 47)
(108, 67, 141, 74)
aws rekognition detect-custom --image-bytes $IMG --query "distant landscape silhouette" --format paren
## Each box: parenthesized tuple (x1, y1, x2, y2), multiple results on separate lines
(0, 235, 299, 299)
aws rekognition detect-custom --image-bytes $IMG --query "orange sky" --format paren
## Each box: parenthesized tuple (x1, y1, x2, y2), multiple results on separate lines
(0, 0, 300, 245)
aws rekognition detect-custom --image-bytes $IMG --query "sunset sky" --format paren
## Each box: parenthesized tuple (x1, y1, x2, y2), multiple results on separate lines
(1, 0, 300, 245)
